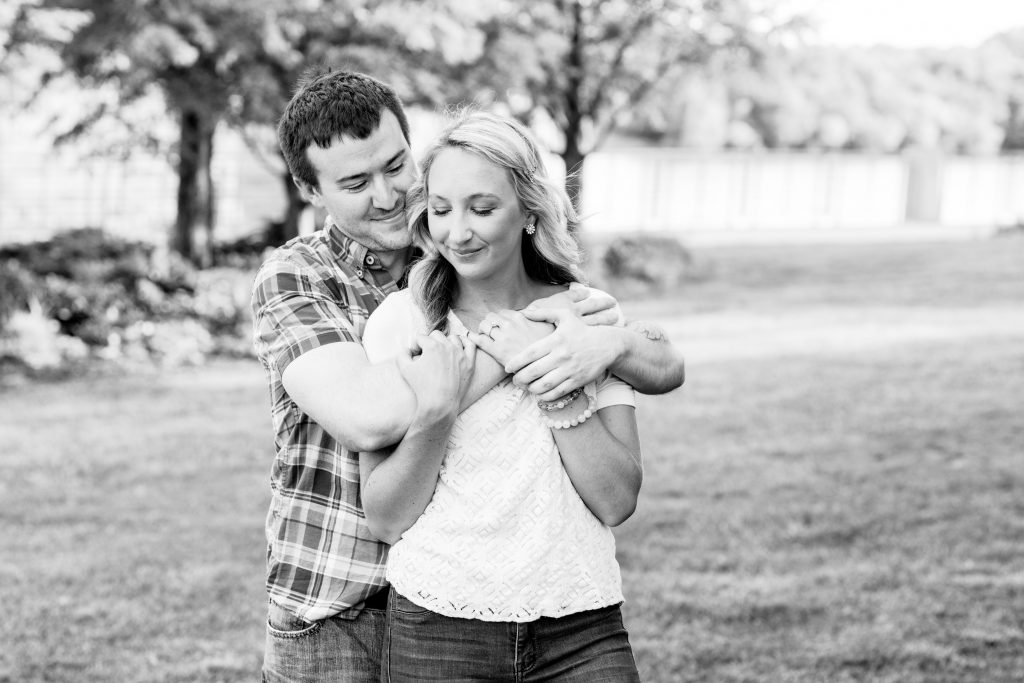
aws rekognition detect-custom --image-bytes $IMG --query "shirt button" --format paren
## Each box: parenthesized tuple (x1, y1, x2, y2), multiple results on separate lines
(356, 268, 364, 278)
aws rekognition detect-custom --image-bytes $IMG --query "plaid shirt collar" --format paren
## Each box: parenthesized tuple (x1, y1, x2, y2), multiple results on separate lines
(324, 216, 420, 285)
(327, 218, 372, 269)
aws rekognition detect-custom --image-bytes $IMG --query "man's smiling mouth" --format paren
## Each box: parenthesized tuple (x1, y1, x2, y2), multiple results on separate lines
(372, 205, 405, 222)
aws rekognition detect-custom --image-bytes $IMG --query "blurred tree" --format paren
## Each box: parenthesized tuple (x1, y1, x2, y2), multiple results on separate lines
(980, 29, 1024, 151)
(468, 0, 799, 209)
(3, 0, 272, 265)
(2, 0, 490, 260)
(227, 0, 492, 245)
(733, 53, 819, 149)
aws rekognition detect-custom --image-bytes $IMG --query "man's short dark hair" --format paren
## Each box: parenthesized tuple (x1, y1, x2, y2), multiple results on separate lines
(278, 69, 411, 191)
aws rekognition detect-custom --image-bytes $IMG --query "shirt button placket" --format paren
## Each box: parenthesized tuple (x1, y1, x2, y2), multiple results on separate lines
(358, 254, 375, 281)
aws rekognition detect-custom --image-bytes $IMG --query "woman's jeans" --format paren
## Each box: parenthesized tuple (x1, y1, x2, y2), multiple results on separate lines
(383, 588, 641, 682)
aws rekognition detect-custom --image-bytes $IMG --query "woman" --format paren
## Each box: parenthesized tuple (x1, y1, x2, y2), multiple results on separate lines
(359, 111, 643, 682)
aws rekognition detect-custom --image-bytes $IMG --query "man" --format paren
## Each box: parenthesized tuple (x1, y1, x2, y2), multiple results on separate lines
(251, 68, 684, 682)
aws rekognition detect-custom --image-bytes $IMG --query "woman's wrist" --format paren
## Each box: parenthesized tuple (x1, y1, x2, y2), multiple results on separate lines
(537, 389, 596, 430)
(537, 386, 584, 411)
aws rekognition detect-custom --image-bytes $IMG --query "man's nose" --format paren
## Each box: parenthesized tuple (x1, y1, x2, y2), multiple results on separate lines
(369, 174, 398, 210)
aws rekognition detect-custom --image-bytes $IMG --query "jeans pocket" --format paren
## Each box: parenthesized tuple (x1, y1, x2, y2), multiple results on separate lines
(389, 589, 431, 615)
(266, 601, 323, 639)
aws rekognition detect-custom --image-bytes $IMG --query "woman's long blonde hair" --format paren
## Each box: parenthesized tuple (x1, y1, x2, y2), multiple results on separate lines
(406, 111, 584, 332)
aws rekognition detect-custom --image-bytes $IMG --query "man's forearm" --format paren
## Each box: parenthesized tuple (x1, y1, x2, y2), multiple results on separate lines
(312, 348, 503, 453)
(351, 351, 504, 450)
(605, 322, 685, 395)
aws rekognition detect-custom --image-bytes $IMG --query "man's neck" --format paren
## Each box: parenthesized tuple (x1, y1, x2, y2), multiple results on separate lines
(377, 247, 411, 282)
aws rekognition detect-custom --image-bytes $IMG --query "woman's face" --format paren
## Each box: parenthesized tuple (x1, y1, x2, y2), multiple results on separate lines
(426, 147, 529, 282)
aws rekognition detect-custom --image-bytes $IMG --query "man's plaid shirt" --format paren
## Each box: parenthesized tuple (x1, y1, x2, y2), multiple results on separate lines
(251, 219, 407, 622)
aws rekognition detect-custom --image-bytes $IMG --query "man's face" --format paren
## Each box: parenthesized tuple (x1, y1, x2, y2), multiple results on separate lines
(299, 110, 417, 255)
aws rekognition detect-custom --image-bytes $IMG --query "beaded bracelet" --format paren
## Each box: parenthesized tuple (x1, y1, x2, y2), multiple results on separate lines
(537, 386, 584, 412)
(538, 390, 597, 430)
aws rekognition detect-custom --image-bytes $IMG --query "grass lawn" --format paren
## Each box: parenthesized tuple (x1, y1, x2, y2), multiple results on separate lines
(3, 236, 1023, 682)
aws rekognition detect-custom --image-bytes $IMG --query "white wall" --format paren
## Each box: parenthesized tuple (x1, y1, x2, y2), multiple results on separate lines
(581, 150, 911, 234)
(3, 114, 1022, 246)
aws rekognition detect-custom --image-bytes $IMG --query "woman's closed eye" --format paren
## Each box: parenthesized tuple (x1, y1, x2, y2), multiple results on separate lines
(428, 205, 495, 217)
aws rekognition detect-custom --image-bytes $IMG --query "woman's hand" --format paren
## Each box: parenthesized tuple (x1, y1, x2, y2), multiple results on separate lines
(398, 331, 476, 425)
(361, 331, 475, 545)
(468, 310, 551, 369)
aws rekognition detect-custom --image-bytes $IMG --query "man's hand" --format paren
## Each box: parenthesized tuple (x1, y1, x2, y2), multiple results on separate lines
(397, 331, 476, 424)
(467, 310, 552, 369)
(504, 307, 626, 402)
(528, 285, 621, 326)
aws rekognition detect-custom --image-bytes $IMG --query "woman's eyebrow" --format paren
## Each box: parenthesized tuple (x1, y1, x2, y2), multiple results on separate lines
(428, 192, 501, 202)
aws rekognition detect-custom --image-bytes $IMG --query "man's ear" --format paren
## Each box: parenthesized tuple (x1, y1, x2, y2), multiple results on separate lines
(294, 177, 324, 208)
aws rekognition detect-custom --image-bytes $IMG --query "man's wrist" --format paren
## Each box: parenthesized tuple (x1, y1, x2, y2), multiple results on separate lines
(410, 400, 458, 430)
(603, 325, 631, 373)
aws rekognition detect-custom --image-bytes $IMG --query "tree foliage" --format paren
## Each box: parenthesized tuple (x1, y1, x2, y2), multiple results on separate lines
(1, 0, 491, 260)
(460, 0, 797, 207)
(625, 27, 1024, 154)
(5, 0, 268, 264)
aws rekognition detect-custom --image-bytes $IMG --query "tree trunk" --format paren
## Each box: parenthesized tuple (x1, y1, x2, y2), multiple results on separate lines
(562, 137, 585, 218)
(174, 109, 216, 267)
(562, 0, 586, 219)
(268, 169, 304, 247)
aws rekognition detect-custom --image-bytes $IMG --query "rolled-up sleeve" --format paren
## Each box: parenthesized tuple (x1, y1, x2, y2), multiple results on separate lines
(251, 258, 359, 375)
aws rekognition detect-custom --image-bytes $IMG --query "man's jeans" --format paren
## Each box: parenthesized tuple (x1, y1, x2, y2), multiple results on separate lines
(262, 598, 386, 683)
(383, 588, 641, 682)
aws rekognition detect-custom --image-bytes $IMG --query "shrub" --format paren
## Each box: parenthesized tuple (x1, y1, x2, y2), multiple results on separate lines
(0, 228, 255, 374)
(0, 308, 89, 372)
(599, 235, 697, 292)
(0, 260, 39, 325)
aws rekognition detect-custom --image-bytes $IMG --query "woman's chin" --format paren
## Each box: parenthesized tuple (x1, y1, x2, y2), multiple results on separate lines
(448, 260, 492, 281)
(452, 266, 487, 281)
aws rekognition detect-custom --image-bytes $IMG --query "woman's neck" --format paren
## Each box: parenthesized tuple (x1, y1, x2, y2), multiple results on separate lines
(453, 268, 538, 321)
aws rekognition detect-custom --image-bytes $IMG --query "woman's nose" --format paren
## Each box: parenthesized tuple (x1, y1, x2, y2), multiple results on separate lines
(449, 213, 472, 243)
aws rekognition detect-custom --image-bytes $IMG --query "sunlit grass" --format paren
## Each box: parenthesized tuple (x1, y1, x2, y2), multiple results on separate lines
(623, 336, 1024, 682)
(3, 237, 1022, 682)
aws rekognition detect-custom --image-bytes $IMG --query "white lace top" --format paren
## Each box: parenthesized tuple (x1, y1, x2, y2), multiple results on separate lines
(362, 288, 636, 622)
